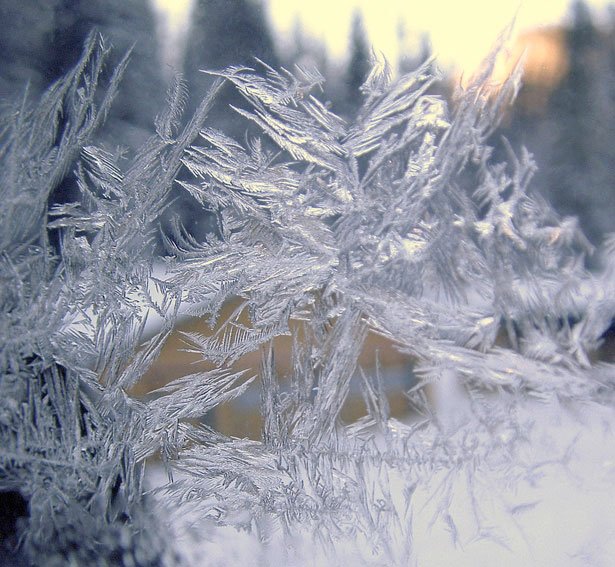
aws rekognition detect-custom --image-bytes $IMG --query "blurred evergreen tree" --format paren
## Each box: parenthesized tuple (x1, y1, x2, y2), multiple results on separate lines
(495, 0, 615, 258)
(184, 0, 278, 132)
(0, 0, 164, 148)
(177, 0, 280, 243)
(547, 1, 597, 216)
(0, 0, 62, 97)
(345, 9, 370, 113)
(49, 0, 165, 148)
(542, 0, 615, 249)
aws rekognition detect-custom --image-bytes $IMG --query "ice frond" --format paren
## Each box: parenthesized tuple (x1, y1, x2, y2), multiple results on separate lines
(145, 368, 254, 440)
(207, 63, 348, 171)
(0, 35, 223, 564)
(155, 74, 190, 142)
(345, 57, 442, 158)
(155, 47, 615, 564)
(3, 29, 615, 567)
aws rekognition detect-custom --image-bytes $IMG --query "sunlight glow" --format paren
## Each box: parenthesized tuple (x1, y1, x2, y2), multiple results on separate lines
(152, 0, 612, 76)
(151, 0, 195, 74)
(266, 0, 610, 74)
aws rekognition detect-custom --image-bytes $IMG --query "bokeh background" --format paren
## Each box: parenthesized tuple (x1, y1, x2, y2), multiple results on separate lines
(2, 0, 613, 249)
(2, 0, 614, 435)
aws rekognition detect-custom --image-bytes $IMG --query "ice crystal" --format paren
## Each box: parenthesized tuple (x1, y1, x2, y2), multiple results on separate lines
(1, 32, 615, 566)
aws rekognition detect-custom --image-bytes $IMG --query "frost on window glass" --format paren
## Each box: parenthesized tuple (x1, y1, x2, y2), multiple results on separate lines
(1, 33, 615, 566)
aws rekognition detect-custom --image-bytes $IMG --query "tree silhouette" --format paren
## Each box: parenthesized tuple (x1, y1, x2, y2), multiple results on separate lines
(345, 9, 371, 112)
(0, 0, 164, 150)
(49, 0, 165, 146)
(543, 0, 615, 248)
(0, 0, 63, 97)
(176, 0, 280, 242)
(184, 0, 278, 127)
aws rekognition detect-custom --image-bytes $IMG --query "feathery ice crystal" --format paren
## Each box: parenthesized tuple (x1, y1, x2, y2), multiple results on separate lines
(1, 33, 615, 566)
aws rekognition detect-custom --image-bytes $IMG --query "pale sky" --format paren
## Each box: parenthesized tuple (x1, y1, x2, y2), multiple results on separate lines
(153, 0, 613, 74)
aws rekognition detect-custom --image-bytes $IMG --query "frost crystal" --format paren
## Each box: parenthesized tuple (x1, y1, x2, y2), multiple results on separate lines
(1, 34, 615, 566)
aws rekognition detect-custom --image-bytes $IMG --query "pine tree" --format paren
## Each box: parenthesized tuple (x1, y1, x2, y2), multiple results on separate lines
(49, 0, 166, 147)
(0, 0, 164, 147)
(184, 0, 278, 121)
(542, 0, 615, 248)
(345, 9, 371, 112)
(0, 0, 63, 96)
(178, 0, 280, 241)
